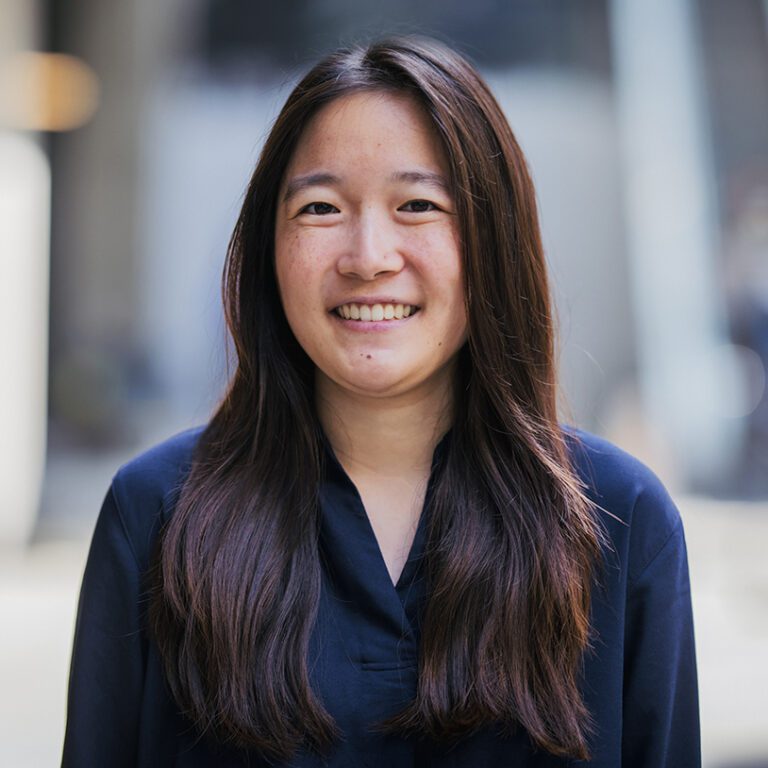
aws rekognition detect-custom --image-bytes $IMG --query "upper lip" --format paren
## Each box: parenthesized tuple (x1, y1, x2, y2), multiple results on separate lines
(328, 296, 420, 310)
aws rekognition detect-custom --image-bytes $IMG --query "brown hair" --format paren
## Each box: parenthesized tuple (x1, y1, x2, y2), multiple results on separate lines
(149, 36, 604, 761)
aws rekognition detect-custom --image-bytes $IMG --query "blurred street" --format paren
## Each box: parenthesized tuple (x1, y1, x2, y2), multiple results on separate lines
(3, 1, 768, 766)
(0, 452, 766, 767)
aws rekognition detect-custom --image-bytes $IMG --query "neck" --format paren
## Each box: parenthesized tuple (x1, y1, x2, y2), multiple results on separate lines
(316, 373, 454, 480)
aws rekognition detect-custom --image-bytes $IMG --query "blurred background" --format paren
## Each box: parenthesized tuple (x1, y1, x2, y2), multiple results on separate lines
(1, 0, 767, 765)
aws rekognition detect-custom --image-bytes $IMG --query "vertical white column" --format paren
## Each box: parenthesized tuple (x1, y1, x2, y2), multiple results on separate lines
(0, 0, 48, 545)
(0, 133, 50, 544)
(609, 0, 744, 485)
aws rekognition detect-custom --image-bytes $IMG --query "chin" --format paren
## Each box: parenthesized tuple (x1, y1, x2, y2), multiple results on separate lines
(317, 351, 453, 400)
(342, 372, 411, 398)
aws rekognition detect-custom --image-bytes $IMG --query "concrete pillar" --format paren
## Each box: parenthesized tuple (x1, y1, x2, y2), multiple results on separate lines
(0, 0, 48, 544)
(609, 0, 745, 486)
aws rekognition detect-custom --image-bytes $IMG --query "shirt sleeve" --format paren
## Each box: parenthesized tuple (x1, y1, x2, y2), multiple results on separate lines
(61, 485, 146, 767)
(621, 519, 701, 767)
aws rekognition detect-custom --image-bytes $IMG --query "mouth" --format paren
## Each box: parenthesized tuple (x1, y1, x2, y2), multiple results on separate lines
(333, 302, 420, 322)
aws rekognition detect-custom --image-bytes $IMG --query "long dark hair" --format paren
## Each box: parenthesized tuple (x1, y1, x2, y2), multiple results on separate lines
(149, 36, 604, 762)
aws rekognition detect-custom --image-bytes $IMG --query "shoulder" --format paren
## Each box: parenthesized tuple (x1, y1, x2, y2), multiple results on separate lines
(106, 426, 205, 566)
(563, 426, 684, 584)
(111, 426, 204, 501)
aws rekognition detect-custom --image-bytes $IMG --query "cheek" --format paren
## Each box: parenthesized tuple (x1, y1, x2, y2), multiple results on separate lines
(430, 233, 465, 312)
(275, 234, 324, 311)
(445, 303, 469, 350)
(438, 242, 468, 346)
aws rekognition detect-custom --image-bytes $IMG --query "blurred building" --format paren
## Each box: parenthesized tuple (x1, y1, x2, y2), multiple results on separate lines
(2, 0, 768, 543)
(2, 3, 768, 766)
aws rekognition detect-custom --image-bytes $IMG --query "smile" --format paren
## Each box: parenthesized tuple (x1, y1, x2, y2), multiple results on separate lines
(334, 303, 419, 321)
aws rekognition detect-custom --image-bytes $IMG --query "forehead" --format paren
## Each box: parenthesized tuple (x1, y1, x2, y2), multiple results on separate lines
(284, 90, 449, 177)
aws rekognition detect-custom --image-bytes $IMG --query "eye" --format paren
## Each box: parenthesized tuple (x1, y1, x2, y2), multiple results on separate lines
(299, 202, 339, 215)
(398, 199, 438, 213)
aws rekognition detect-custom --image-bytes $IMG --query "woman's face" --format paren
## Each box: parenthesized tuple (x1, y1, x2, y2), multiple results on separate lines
(274, 90, 467, 402)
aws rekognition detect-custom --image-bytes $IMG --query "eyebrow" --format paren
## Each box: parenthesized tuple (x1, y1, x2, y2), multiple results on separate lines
(391, 170, 450, 193)
(282, 169, 451, 203)
(282, 172, 341, 203)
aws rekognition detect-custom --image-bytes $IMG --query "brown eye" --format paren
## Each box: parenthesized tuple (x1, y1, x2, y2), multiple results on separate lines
(300, 202, 339, 215)
(399, 200, 437, 213)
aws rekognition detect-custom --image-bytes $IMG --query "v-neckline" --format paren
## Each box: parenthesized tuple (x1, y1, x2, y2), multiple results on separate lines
(318, 430, 449, 610)
(348, 477, 428, 592)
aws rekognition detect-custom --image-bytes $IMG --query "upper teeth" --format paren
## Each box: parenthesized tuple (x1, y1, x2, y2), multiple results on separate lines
(336, 303, 416, 321)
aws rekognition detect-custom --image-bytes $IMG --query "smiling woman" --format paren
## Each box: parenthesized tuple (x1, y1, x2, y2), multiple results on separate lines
(275, 90, 467, 586)
(275, 91, 466, 409)
(61, 37, 700, 768)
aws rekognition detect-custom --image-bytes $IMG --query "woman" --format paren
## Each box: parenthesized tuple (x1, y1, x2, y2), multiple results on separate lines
(62, 37, 700, 767)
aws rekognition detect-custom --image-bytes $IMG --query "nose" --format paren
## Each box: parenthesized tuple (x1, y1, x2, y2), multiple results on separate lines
(336, 209, 405, 280)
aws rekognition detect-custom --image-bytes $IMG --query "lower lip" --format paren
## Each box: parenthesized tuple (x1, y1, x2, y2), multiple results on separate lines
(330, 312, 418, 331)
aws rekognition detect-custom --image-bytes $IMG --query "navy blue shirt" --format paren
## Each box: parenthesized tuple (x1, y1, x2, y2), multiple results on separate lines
(62, 427, 700, 766)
